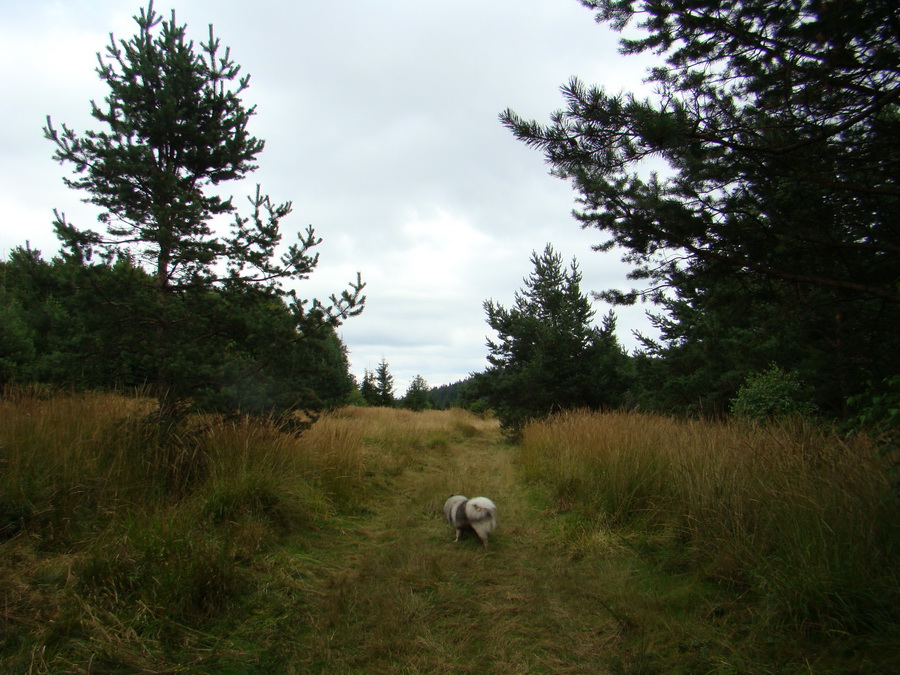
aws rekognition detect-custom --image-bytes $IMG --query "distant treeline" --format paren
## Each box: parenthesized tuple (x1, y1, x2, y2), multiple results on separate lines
(429, 380, 468, 410)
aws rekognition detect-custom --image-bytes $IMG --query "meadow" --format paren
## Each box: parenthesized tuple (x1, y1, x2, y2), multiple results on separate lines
(1, 391, 897, 673)
(519, 411, 900, 636)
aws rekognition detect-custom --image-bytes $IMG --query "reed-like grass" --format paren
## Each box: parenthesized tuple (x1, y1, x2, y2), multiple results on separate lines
(0, 393, 345, 668)
(519, 410, 900, 634)
(0, 391, 158, 539)
(4, 396, 895, 671)
(0, 393, 335, 538)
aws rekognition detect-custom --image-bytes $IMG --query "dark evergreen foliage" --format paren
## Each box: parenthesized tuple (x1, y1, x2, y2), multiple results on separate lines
(42, 3, 364, 420)
(501, 0, 900, 416)
(481, 245, 630, 435)
(400, 375, 432, 411)
(0, 247, 355, 412)
(455, 376, 493, 416)
(374, 357, 396, 407)
(1, 246, 154, 388)
(359, 368, 380, 407)
(634, 270, 851, 415)
(429, 378, 470, 410)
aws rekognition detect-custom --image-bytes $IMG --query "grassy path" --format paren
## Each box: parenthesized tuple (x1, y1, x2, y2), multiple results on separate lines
(253, 420, 693, 674)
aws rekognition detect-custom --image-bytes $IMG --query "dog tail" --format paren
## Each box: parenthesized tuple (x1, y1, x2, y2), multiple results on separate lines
(464, 497, 497, 523)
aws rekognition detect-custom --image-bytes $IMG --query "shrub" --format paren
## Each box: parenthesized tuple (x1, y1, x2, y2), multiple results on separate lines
(848, 375, 900, 493)
(730, 364, 816, 420)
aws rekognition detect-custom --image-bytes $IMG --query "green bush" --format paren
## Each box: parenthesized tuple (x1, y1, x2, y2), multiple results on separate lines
(730, 364, 816, 420)
(848, 375, 900, 493)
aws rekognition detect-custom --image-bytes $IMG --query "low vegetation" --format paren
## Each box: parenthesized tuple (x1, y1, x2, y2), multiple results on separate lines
(0, 392, 491, 671)
(2, 392, 897, 672)
(520, 411, 900, 641)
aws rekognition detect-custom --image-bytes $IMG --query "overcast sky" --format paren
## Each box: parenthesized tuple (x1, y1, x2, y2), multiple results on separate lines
(0, 0, 663, 392)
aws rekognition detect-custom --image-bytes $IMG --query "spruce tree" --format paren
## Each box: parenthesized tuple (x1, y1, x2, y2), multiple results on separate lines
(483, 244, 629, 435)
(401, 374, 432, 411)
(374, 357, 396, 407)
(43, 3, 364, 422)
(359, 368, 380, 406)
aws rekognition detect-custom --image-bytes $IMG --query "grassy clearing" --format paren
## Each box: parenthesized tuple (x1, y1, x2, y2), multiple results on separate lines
(2, 394, 898, 672)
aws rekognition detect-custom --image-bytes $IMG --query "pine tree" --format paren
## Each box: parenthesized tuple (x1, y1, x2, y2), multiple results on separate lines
(359, 368, 380, 407)
(401, 374, 432, 411)
(501, 0, 900, 412)
(43, 3, 364, 423)
(483, 244, 629, 435)
(374, 357, 396, 407)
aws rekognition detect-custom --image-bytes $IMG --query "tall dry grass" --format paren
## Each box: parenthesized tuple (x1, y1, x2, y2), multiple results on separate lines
(0, 396, 491, 544)
(0, 391, 158, 538)
(323, 406, 495, 480)
(519, 410, 900, 633)
(0, 394, 323, 537)
(0, 393, 497, 670)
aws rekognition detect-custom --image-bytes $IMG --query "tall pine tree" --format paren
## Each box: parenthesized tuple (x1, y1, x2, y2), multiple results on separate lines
(375, 357, 396, 408)
(44, 3, 364, 422)
(501, 0, 900, 413)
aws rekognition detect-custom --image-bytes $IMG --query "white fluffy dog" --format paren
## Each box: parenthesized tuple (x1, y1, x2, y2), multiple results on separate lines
(443, 495, 497, 548)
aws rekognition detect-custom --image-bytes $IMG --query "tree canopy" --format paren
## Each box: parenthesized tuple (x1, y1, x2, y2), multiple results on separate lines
(501, 0, 900, 413)
(41, 2, 364, 419)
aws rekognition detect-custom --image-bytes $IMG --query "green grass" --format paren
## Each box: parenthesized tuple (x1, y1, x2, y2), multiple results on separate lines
(2, 393, 898, 672)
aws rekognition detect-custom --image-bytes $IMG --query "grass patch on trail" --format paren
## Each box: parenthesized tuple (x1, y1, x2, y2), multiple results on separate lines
(233, 424, 630, 674)
(3, 395, 898, 672)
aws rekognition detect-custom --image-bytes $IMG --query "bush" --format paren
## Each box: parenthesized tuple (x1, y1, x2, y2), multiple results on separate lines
(730, 364, 816, 420)
(848, 375, 900, 493)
